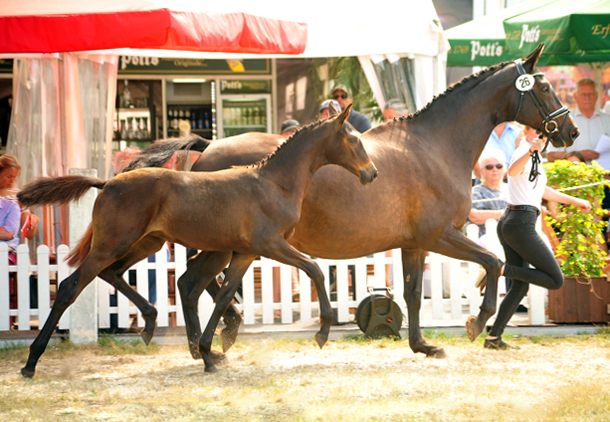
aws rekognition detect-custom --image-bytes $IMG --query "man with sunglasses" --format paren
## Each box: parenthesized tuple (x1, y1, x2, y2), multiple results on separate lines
(469, 149, 508, 244)
(330, 84, 371, 133)
(473, 122, 521, 181)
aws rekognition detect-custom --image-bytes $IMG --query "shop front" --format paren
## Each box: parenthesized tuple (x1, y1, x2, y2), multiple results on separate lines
(114, 56, 274, 153)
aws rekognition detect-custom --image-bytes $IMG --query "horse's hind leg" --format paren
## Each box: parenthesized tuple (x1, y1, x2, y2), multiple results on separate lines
(21, 257, 112, 378)
(177, 250, 233, 359)
(98, 235, 166, 345)
(198, 253, 256, 373)
(401, 249, 446, 358)
(428, 227, 502, 342)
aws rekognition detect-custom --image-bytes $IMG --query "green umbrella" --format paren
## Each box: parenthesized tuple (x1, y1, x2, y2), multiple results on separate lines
(445, 0, 555, 67)
(504, 0, 610, 61)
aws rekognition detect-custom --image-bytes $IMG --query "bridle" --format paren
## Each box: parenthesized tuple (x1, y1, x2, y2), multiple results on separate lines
(513, 59, 570, 153)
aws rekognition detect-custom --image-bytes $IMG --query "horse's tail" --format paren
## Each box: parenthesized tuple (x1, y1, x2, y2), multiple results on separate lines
(66, 223, 93, 267)
(122, 134, 211, 173)
(17, 175, 106, 207)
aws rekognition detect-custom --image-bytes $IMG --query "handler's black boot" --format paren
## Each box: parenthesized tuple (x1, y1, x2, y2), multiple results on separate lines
(484, 336, 520, 350)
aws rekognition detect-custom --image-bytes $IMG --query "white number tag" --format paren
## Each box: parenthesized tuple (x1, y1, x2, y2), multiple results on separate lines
(515, 74, 535, 92)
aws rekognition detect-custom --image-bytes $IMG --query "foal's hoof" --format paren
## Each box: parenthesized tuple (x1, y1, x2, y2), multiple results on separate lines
(189, 345, 202, 360)
(21, 367, 35, 379)
(140, 329, 154, 346)
(210, 349, 227, 365)
(314, 332, 328, 349)
(465, 315, 484, 342)
(221, 323, 240, 353)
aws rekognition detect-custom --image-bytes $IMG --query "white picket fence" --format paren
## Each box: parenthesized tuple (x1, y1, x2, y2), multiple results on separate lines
(0, 219, 548, 334)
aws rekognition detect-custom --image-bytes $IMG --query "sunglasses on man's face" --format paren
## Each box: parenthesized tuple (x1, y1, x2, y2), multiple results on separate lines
(485, 163, 504, 170)
(333, 94, 348, 100)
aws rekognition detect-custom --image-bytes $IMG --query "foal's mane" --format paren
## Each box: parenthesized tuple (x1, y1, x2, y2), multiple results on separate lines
(367, 60, 514, 134)
(235, 118, 330, 170)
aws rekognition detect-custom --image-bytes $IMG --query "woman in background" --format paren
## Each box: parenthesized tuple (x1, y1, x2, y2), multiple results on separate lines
(0, 154, 38, 241)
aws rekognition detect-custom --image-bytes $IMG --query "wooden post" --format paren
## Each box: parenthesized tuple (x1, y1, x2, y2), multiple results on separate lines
(68, 168, 98, 345)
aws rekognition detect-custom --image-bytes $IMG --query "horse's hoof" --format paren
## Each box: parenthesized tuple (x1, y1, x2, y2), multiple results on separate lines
(140, 329, 153, 346)
(314, 332, 328, 349)
(210, 349, 227, 365)
(221, 323, 240, 353)
(189, 347, 202, 360)
(204, 364, 219, 373)
(427, 347, 447, 359)
(21, 367, 35, 378)
(465, 315, 484, 342)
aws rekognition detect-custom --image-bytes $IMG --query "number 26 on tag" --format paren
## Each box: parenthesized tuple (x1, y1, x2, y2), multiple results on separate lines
(515, 74, 535, 92)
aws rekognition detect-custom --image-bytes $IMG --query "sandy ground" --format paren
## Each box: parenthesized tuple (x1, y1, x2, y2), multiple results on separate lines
(1, 333, 610, 422)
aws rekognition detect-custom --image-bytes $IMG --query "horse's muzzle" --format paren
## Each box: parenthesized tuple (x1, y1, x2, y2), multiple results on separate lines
(360, 164, 378, 185)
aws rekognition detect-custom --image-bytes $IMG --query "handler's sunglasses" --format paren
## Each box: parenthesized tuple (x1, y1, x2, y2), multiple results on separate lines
(333, 94, 348, 99)
(485, 163, 504, 170)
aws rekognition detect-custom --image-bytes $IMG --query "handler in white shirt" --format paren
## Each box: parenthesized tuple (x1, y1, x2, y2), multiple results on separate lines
(547, 78, 610, 167)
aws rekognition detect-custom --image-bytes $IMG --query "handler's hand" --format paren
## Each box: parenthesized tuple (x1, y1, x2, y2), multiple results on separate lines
(529, 138, 541, 153)
(574, 198, 592, 212)
(580, 149, 600, 161)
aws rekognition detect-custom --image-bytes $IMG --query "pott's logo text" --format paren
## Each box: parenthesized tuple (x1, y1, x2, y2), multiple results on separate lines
(470, 41, 504, 61)
(519, 24, 540, 49)
(120, 56, 159, 70)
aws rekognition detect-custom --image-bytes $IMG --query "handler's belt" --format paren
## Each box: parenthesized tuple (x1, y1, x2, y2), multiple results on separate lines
(507, 204, 540, 216)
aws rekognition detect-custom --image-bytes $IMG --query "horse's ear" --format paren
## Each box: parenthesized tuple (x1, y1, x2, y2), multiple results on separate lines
(524, 43, 544, 71)
(337, 103, 352, 125)
(328, 101, 339, 117)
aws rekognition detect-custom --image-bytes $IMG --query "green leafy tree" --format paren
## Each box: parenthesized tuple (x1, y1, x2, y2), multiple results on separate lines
(545, 160, 609, 277)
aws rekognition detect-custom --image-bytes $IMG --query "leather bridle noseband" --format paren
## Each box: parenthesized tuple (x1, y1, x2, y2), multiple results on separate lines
(513, 59, 570, 152)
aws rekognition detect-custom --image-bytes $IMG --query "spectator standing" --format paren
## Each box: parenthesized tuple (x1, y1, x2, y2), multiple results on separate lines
(280, 119, 300, 137)
(473, 122, 522, 181)
(383, 99, 409, 121)
(0, 154, 39, 241)
(547, 78, 610, 165)
(0, 196, 21, 324)
(331, 84, 371, 132)
(319, 100, 341, 120)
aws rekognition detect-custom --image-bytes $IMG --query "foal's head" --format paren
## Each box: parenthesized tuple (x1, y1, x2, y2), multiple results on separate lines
(324, 103, 378, 185)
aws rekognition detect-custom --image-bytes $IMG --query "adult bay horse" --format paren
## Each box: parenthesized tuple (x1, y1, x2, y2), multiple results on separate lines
(17, 104, 378, 376)
(138, 44, 579, 360)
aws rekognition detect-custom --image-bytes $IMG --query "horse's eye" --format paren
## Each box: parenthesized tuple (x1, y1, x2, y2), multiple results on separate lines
(348, 136, 358, 145)
(541, 85, 550, 93)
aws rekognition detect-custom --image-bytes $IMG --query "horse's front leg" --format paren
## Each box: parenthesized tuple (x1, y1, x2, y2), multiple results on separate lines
(401, 248, 446, 358)
(198, 253, 255, 373)
(177, 250, 233, 359)
(428, 227, 502, 342)
(257, 240, 332, 349)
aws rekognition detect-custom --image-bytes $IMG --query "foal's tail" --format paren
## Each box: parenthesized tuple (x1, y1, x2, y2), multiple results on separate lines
(121, 134, 211, 173)
(17, 175, 106, 207)
(17, 175, 106, 268)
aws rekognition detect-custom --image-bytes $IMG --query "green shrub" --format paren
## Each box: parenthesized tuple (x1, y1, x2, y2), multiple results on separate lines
(544, 159, 609, 277)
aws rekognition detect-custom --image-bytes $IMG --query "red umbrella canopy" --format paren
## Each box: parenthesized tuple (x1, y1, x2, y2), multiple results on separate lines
(0, 1, 307, 55)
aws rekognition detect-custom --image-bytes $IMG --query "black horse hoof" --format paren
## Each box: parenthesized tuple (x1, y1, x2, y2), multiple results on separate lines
(426, 347, 447, 359)
(314, 332, 328, 349)
(210, 349, 227, 365)
(204, 364, 218, 373)
(21, 367, 35, 378)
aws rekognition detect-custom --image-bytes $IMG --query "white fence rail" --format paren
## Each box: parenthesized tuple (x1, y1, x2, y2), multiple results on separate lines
(0, 219, 548, 334)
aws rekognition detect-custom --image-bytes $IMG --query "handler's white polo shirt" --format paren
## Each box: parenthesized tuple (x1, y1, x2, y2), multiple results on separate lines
(547, 108, 610, 167)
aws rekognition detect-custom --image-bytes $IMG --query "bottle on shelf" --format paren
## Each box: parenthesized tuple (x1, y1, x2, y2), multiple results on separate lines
(191, 110, 198, 129)
(120, 119, 127, 140)
(127, 117, 136, 140)
(171, 110, 179, 130)
(198, 110, 204, 129)
(122, 81, 131, 108)
(204, 112, 210, 129)
(142, 117, 150, 139)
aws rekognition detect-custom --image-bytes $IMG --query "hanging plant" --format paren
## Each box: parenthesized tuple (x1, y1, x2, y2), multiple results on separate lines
(544, 159, 609, 277)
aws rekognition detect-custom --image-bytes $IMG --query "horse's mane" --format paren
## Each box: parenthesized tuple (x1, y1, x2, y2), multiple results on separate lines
(367, 60, 514, 133)
(233, 118, 329, 170)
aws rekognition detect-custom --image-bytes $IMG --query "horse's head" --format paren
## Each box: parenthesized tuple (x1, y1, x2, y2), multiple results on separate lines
(509, 43, 579, 148)
(327, 103, 378, 185)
